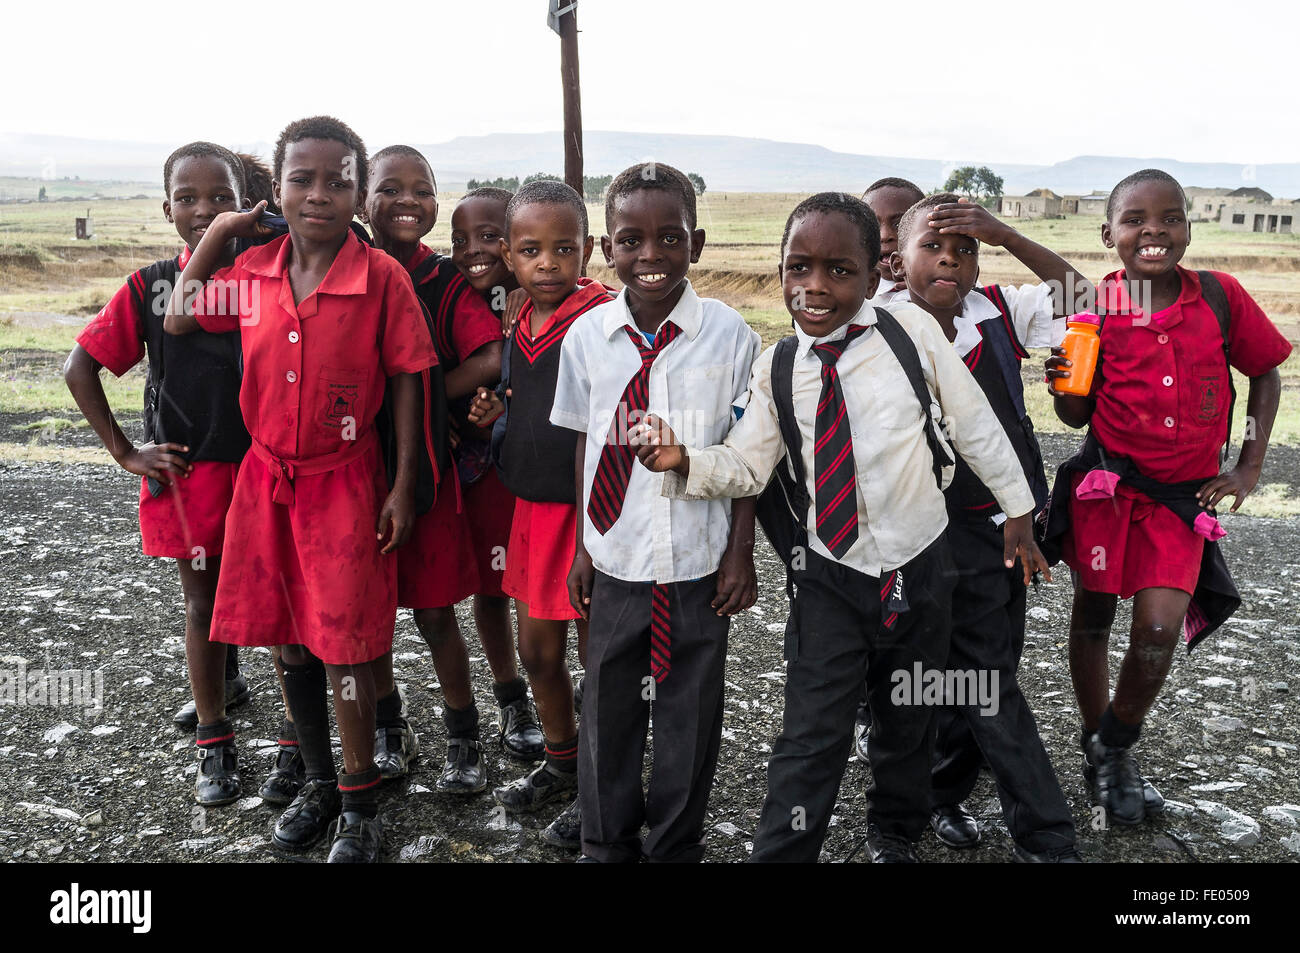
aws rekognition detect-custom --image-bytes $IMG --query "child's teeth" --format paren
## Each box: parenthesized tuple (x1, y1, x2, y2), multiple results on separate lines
(806, 308, 830, 315)
(469, 263, 490, 274)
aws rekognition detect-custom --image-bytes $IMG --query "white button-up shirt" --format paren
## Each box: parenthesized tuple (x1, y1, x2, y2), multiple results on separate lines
(891, 282, 1064, 359)
(668, 300, 1035, 576)
(550, 280, 761, 584)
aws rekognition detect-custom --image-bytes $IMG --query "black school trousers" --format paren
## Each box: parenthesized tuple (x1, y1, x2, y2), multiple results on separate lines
(578, 570, 729, 863)
(931, 516, 1076, 853)
(750, 536, 954, 862)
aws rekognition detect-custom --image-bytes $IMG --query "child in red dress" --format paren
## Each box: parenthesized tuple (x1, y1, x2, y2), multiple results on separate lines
(1045, 169, 1290, 826)
(468, 180, 614, 850)
(165, 117, 436, 863)
(362, 149, 541, 795)
(66, 142, 256, 809)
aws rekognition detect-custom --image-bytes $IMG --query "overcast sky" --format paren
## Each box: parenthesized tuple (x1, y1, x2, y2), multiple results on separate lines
(4, 0, 1294, 165)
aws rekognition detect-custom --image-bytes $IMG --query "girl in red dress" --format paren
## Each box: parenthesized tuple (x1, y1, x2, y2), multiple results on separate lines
(166, 117, 435, 863)
(1046, 169, 1290, 826)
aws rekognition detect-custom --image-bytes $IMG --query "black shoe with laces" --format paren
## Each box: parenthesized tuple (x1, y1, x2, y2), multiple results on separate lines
(1085, 733, 1144, 826)
(865, 825, 919, 863)
(272, 778, 341, 851)
(493, 762, 577, 813)
(930, 803, 980, 849)
(194, 742, 241, 807)
(499, 698, 545, 762)
(374, 718, 420, 780)
(543, 798, 582, 850)
(258, 744, 305, 806)
(173, 674, 252, 731)
(326, 811, 382, 863)
(436, 737, 487, 795)
(1082, 738, 1163, 816)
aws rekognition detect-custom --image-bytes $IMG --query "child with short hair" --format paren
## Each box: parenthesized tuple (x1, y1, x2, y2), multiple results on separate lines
(165, 116, 436, 862)
(550, 162, 761, 862)
(362, 147, 542, 792)
(66, 141, 256, 809)
(864, 176, 924, 303)
(1043, 169, 1290, 826)
(889, 192, 1083, 861)
(468, 180, 614, 850)
(236, 152, 277, 213)
(634, 192, 1048, 862)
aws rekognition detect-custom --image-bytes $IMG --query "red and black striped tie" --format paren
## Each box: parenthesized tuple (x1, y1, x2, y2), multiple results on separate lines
(651, 583, 671, 683)
(812, 325, 867, 559)
(587, 322, 681, 535)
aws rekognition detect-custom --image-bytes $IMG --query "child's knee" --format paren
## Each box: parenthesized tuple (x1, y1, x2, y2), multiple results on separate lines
(518, 634, 564, 678)
(1131, 621, 1180, 664)
(183, 591, 216, 627)
(413, 607, 456, 646)
(280, 644, 313, 668)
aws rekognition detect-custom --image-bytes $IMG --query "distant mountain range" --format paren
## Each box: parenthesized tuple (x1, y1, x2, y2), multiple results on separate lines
(4, 130, 1297, 197)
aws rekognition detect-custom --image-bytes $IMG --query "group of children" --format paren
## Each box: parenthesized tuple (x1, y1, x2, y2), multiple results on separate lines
(66, 113, 1290, 862)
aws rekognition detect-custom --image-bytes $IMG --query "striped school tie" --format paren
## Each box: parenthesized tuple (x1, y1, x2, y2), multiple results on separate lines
(651, 583, 671, 683)
(587, 321, 681, 535)
(812, 325, 867, 559)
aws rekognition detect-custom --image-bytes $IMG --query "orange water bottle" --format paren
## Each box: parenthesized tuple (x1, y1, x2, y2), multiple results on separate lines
(1052, 313, 1101, 397)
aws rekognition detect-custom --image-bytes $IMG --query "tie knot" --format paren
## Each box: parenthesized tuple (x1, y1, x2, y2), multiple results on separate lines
(813, 324, 866, 366)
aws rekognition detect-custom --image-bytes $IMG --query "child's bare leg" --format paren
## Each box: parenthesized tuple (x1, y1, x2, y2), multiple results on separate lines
(474, 594, 520, 683)
(515, 604, 576, 743)
(373, 650, 396, 699)
(1067, 583, 1118, 734)
(177, 557, 226, 726)
(413, 606, 474, 710)
(326, 660, 378, 776)
(1111, 587, 1189, 726)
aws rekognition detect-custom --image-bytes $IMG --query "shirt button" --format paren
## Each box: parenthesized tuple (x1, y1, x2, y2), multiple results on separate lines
(1157, 334, 1169, 344)
(288, 330, 300, 343)
(286, 371, 297, 383)
(1162, 375, 1174, 387)
(1164, 416, 1175, 428)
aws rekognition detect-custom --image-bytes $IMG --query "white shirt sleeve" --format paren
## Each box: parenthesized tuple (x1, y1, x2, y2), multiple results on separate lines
(999, 282, 1066, 349)
(906, 308, 1036, 519)
(664, 345, 783, 501)
(549, 326, 592, 433)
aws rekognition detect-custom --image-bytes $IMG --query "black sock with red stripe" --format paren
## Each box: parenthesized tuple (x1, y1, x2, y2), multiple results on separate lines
(544, 735, 578, 775)
(278, 717, 298, 749)
(376, 689, 403, 729)
(196, 718, 234, 748)
(281, 657, 336, 782)
(339, 765, 382, 819)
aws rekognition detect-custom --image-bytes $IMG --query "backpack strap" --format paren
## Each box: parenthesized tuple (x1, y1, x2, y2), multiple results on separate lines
(1197, 270, 1236, 463)
(872, 307, 954, 488)
(770, 335, 808, 518)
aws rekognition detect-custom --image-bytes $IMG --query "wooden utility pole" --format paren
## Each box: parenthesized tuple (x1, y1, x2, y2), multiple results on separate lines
(553, 1, 583, 196)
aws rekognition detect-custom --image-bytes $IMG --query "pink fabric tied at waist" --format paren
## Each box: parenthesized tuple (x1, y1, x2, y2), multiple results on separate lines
(1075, 468, 1121, 500)
(1193, 510, 1227, 541)
(249, 430, 378, 505)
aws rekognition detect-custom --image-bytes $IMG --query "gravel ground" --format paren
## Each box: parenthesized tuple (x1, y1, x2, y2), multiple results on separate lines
(1, 419, 1297, 863)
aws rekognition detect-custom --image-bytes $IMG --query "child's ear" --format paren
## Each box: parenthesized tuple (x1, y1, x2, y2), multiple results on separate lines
(272, 179, 282, 210)
(600, 235, 615, 267)
(690, 228, 706, 264)
(1100, 222, 1113, 248)
(241, 196, 252, 210)
(864, 266, 881, 300)
(500, 237, 515, 274)
(162, 199, 173, 223)
(581, 234, 595, 270)
(889, 251, 905, 279)
(354, 189, 366, 218)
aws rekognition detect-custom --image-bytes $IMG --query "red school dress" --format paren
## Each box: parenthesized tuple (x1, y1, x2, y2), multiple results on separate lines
(396, 244, 513, 607)
(194, 230, 436, 664)
(500, 278, 615, 620)
(77, 245, 248, 559)
(1064, 266, 1292, 597)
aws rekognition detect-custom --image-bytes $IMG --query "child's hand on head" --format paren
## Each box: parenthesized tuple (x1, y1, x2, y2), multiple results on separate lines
(1002, 513, 1052, 587)
(1196, 463, 1262, 513)
(630, 414, 686, 474)
(928, 198, 1014, 247)
(467, 386, 505, 426)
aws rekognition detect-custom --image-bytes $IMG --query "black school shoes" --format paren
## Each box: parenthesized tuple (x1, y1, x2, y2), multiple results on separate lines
(194, 742, 242, 807)
(258, 744, 306, 806)
(326, 812, 382, 863)
(272, 778, 342, 851)
(1084, 734, 1144, 826)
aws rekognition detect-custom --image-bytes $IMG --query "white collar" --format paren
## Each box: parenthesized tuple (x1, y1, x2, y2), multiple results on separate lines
(793, 299, 878, 362)
(891, 286, 1000, 357)
(602, 278, 702, 342)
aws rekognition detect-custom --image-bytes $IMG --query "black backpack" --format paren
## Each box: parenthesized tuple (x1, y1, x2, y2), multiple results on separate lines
(755, 307, 955, 574)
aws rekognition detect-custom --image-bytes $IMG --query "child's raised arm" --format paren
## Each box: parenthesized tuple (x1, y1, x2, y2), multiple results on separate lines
(164, 201, 268, 334)
(928, 200, 1093, 317)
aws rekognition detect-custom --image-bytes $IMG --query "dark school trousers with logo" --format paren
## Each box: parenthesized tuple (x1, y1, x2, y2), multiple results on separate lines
(931, 516, 1076, 853)
(750, 535, 954, 862)
(578, 570, 729, 863)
